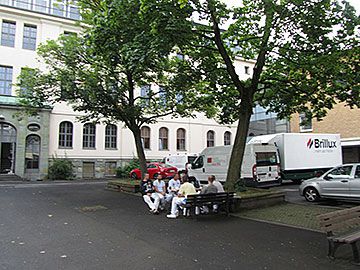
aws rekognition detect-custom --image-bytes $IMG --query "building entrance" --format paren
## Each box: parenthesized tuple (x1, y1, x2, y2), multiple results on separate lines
(0, 123, 16, 174)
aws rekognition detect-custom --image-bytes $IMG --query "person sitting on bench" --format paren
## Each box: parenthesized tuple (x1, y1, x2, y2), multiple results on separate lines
(167, 175, 196, 219)
(166, 173, 181, 203)
(140, 173, 158, 214)
(196, 175, 218, 214)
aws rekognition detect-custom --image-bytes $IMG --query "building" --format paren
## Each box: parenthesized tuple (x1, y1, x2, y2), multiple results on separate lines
(290, 103, 360, 163)
(0, 2, 255, 180)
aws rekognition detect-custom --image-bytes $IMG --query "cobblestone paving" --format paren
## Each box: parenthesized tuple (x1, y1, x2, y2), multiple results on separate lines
(234, 203, 336, 231)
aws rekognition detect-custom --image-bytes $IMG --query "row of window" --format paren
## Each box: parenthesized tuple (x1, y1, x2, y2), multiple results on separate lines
(58, 121, 232, 150)
(1, 20, 37, 50)
(0, 0, 80, 20)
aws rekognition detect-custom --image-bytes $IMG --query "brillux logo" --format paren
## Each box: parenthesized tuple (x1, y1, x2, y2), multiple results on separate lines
(307, 138, 337, 149)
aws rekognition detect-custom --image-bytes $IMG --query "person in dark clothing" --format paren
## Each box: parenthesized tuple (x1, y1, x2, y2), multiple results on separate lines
(141, 173, 157, 213)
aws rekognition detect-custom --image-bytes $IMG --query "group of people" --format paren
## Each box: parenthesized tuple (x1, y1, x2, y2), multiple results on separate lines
(140, 172, 224, 219)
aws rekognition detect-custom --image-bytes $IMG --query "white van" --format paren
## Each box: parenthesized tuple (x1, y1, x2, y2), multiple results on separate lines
(187, 144, 281, 187)
(161, 154, 198, 174)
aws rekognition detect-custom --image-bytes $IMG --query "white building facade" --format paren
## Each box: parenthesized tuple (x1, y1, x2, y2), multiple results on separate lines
(0, 2, 256, 179)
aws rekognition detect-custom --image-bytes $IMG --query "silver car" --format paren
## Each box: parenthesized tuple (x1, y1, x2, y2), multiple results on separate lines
(299, 163, 360, 202)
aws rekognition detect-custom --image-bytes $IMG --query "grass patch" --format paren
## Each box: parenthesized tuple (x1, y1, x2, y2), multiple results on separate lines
(237, 203, 335, 231)
(236, 188, 277, 199)
(108, 179, 140, 186)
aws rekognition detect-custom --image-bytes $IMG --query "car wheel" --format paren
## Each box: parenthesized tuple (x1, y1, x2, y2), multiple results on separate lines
(153, 173, 159, 179)
(304, 187, 320, 202)
(131, 172, 138, 179)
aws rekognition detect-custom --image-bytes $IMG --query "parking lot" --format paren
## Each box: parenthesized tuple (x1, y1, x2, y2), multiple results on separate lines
(272, 180, 360, 209)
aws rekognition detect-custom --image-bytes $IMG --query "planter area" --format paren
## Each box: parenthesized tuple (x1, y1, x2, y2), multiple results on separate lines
(232, 189, 285, 212)
(106, 179, 140, 193)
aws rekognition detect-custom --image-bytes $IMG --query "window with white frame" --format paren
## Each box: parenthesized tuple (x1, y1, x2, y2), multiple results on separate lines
(0, 66, 13, 95)
(1, 20, 16, 47)
(159, 127, 168, 150)
(141, 126, 151, 149)
(105, 124, 117, 149)
(299, 113, 312, 132)
(23, 24, 37, 50)
(58, 121, 73, 148)
(224, 131, 231, 146)
(83, 123, 96, 149)
(177, 128, 186, 151)
(34, 0, 48, 13)
(207, 130, 215, 147)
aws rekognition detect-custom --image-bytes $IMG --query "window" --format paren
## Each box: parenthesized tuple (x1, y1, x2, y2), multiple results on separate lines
(244, 66, 250, 75)
(69, 5, 80, 20)
(207, 130, 215, 147)
(34, 0, 48, 13)
(25, 135, 40, 169)
(16, 0, 30, 9)
(23, 24, 37, 50)
(224, 131, 231, 145)
(0, 66, 13, 95)
(105, 124, 117, 149)
(83, 123, 96, 149)
(176, 53, 184, 60)
(176, 93, 183, 103)
(1, 21, 16, 47)
(58, 121, 73, 148)
(326, 165, 352, 178)
(64, 31, 77, 36)
(141, 126, 150, 149)
(299, 113, 312, 131)
(355, 166, 360, 179)
(256, 152, 278, 166)
(159, 127, 168, 150)
(177, 128, 186, 151)
(140, 85, 150, 105)
(52, 1, 64, 16)
(192, 156, 204, 169)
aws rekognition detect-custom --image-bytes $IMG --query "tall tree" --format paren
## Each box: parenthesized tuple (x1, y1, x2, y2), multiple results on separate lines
(148, 0, 359, 190)
(18, 0, 200, 177)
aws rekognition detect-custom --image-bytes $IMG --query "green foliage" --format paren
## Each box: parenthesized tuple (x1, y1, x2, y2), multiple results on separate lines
(116, 159, 140, 178)
(48, 158, 74, 180)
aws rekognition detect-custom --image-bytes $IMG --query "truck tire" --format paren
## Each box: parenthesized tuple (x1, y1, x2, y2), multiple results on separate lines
(291, 179, 302, 184)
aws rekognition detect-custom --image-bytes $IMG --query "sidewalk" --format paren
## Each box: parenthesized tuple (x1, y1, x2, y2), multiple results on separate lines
(0, 179, 108, 188)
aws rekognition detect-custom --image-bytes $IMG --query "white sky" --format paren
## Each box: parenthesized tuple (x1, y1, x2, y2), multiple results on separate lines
(224, 0, 360, 15)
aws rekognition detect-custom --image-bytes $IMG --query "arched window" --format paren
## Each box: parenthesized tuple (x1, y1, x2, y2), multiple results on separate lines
(105, 124, 117, 149)
(83, 123, 96, 149)
(59, 121, 73, 148)
(177, 128, 186, 151)
(159, 127, 168, 150)
(224, 131, 231, 146)
(25, 135, 40, 169)
(141, 126, 151, 149)
(207, 130, 215, 147)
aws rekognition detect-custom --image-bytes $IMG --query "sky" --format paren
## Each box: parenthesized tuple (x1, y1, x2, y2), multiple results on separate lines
(224, 0, 360, 15)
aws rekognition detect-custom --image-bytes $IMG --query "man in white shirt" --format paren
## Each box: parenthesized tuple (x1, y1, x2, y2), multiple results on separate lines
(167, 176, 196, 219)
(166, 173, 181, 203)
(153, 174, 166, 211)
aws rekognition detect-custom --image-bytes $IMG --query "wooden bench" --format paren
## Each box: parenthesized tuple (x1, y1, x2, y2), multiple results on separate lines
(184, 192, 235, 217)
(317, 206, 360, 264)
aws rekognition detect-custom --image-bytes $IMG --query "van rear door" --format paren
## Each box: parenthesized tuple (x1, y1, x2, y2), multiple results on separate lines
(255, 152, 279, 183)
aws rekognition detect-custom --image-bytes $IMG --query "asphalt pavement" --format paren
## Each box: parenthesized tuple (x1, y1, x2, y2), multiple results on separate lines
(0, 183, 357, 270)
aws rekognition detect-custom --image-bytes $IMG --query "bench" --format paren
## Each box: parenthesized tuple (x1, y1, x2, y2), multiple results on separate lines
(317, 206, 360, 265)
(184, 192, 235, 217)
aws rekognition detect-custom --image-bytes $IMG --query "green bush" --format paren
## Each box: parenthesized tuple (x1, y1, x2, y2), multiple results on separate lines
(48, 158, 74, 180)
(116, 159, 140, 178)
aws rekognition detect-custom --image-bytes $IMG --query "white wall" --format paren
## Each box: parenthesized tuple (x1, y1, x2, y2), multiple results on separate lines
(1, 6, 254, 161)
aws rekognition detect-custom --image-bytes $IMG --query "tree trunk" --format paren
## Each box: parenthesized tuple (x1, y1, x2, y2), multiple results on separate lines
(225, 91, 253, 191)
(131, 126, 147, 179)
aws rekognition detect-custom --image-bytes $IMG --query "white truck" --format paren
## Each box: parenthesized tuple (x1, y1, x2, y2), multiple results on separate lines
(187, 144, 281, 187)
(248, 133, 342, 183)
(161, 154, 198, 174)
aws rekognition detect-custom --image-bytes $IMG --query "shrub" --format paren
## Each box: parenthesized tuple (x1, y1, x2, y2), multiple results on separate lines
(116, 158, 140, 178)
(48, 158, 74, 180)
